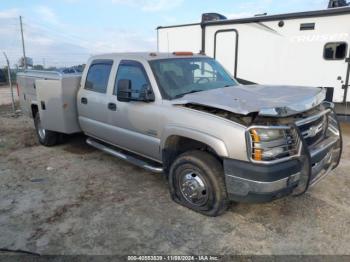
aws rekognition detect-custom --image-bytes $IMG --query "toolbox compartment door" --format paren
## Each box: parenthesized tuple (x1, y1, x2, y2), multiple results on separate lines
(36, 77, 82, 134)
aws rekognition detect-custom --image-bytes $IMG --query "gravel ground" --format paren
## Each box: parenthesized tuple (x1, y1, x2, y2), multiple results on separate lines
(0, 104, 350, 256)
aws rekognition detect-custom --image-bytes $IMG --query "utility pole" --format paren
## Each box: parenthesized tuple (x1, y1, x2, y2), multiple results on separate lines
(19, 16, 27, 70)
(3, 52, 16, 113)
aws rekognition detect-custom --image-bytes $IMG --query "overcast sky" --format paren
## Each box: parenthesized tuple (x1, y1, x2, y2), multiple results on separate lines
(0, 0, 329, 67)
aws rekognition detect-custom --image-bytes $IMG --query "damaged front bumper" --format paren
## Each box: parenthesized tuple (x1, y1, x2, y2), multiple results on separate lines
(224, 107, 342, 203)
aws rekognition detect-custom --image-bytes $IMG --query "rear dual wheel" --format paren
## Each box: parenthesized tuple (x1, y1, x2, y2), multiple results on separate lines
(34, 113, 60, 146)
(169, 150, 229, 217)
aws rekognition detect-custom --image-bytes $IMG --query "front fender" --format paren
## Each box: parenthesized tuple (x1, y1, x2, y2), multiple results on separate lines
(160, 125, 229, 158)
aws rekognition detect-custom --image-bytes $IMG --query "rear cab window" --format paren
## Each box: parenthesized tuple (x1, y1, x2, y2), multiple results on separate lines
(85, 60, 113, 93)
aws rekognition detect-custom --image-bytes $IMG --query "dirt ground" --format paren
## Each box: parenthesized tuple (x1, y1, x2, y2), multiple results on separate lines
(0, 103, 350, 256)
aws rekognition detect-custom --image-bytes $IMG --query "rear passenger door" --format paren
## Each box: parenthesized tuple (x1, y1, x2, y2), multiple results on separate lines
(77, 59, 114, 140)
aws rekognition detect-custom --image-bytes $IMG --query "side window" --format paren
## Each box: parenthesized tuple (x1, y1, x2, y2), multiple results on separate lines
(324, 42, 348, 60)
(114, 61, 150, 99)
(85, 60, 113, 93)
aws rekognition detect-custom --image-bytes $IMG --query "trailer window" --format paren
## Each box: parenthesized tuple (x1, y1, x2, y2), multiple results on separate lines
(300, 23, 315, 31)
(324, 42, 348, 60)
(85, 60, 113, 93)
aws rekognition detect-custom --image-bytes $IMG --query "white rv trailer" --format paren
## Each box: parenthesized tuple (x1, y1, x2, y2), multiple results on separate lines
(157, 4, 350, 110)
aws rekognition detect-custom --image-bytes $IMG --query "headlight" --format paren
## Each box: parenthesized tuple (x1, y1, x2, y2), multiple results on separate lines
(248, 127, 300, 162)
(252, 129, 286, 141)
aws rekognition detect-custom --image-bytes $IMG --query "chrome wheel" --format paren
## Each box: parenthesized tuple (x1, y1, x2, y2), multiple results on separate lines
(37, 118, 46, 140)
(179, 171, 208, 206)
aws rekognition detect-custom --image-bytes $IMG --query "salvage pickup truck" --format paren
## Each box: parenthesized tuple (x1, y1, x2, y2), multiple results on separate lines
(17, 52, 342, 216)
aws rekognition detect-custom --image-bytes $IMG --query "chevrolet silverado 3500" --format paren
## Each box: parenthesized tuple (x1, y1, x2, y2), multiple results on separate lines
(17, 52, 342, 216)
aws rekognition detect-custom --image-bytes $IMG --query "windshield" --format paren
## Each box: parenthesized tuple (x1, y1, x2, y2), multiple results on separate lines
(149, 57, 238, 100)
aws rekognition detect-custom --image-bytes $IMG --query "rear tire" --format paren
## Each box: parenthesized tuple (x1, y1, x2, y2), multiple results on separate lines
(168, 150, 228, 216)
(34, 113, 59, 146)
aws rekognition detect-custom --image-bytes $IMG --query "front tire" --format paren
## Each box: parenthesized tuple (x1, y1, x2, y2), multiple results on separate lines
(168, 150, 228, 216)
(34, 113, 59, 146)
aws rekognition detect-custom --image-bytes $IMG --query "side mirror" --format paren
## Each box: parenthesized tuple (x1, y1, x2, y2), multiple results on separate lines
(139, 84, 155, 102)
(117, 79, 132, 102)
(117, 79, 155, 103)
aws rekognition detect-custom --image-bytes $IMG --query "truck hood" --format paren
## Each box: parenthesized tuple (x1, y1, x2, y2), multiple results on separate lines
(172, 85, 326, 117)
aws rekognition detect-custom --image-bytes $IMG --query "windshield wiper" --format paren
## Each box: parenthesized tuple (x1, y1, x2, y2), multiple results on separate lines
(174, 90, 203, 99)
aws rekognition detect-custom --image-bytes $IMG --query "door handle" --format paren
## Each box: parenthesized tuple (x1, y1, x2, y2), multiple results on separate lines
(81, 97, 88, 104)
(108, 103, 117, 111)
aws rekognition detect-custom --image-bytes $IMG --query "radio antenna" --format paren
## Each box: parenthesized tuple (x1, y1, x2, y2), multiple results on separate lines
(167, 32, 170, 58)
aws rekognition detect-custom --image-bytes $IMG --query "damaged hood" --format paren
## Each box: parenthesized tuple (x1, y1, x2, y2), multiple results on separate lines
(172, 85, 326, 117)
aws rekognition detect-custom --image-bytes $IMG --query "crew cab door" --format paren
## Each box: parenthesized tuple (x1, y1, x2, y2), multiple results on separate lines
(107, 60, 161, 161)
(77, 59, 114, 140)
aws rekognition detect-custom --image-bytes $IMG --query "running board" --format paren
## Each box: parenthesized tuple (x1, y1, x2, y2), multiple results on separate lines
(86, 138, 163, 173)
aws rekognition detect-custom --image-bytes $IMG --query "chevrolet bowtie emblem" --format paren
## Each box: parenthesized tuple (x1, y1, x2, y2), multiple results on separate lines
(302, 123, 324, 139)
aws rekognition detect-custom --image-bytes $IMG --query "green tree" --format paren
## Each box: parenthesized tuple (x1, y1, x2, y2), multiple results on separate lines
(33, 65, 44, 70)
(1, 67, 8, 83)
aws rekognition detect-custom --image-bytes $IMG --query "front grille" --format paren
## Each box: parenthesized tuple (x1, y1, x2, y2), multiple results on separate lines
(298, 115, 327, 146)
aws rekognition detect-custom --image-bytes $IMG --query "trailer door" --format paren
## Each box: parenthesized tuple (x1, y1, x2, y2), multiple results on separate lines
(214, 29, 238, 78)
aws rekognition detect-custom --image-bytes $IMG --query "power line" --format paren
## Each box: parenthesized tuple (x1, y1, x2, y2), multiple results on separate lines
(24, 18, 90, 44)
(23, 23, 87, 44)
(2, 16, 92, 68)
(16, 17, 90, 58)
